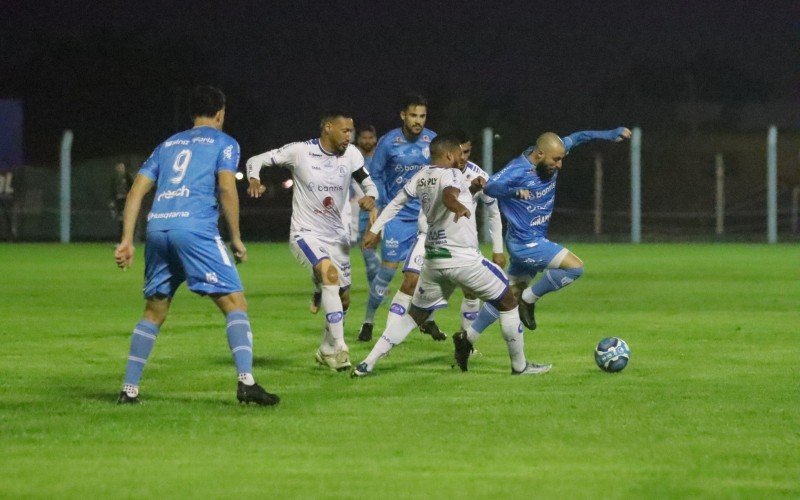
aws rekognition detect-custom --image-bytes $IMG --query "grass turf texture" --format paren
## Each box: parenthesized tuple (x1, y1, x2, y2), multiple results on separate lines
(0, 243, 797, 498)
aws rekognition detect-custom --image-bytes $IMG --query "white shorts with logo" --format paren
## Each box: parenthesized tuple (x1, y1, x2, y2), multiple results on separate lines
(401, 233, 426, 274)
(290, 232, 352, 288)
(412, 257, 509, 311)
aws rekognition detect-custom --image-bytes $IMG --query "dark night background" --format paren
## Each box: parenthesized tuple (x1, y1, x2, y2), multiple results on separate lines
(2, 0, 798, 164)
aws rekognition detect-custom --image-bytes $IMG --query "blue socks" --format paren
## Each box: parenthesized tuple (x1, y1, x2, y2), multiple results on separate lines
(531, 267, 584, 298)
(123, 319, 160, 388)
(362, 247, 381, 286)
(365, 265, 396, 323)
(225, 311, 253, 376)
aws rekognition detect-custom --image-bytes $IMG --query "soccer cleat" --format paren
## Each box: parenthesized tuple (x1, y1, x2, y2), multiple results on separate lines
(351, 362, 372, 378)
(511, 361, 552, 375)
(358, 322, 373, 342)
(237, 382, 280, 406)
(518, 299, 537, 330)
(419, 320, 447, 341)
(117, 391, 140, 405)
(452, 331, 473, 372)
(309, 291, 322, 314)
(315, 348, 352, 372)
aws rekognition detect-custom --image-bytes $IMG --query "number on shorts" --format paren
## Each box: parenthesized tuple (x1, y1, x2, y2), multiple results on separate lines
(170, 149, 192, 184)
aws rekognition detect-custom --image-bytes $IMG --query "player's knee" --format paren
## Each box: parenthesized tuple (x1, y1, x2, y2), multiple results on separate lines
(408, 305, 429, 326)
(322, 263, 339, 285)
(565, 266, 584, 280)
(463, 290, 478, 300)
(495, 288, 518, 312)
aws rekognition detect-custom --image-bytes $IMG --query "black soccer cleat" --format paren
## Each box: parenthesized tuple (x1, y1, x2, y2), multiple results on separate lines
(518, 299, 537, 330)
(117, 391, 140, 405)
(452, 331, 473, 372)
(237, 382, 280, 406)
(419, 320, 447, 341)
(358, 322, 373, 342)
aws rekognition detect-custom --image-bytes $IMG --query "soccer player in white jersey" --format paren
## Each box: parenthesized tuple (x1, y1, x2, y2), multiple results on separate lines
(352, 135, 551, 376)
(246, 111, 379, 372)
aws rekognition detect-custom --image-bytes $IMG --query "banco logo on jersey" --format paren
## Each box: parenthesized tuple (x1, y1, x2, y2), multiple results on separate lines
(157, 185, 190, 202)
(534, 183, 556, 198)
(394, 164, 420, 173)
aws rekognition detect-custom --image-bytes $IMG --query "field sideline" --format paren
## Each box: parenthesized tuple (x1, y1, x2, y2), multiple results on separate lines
(0, 242, 797, 498)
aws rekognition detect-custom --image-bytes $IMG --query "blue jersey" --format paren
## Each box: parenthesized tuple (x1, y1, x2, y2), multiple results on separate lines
(484, 128, 627, 243)
(139, 126, 240, 235)
(370, 127, 436, 221)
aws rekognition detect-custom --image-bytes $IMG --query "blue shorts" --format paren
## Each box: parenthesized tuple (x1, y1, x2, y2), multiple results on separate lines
(506, 237, 567, 280)
(143, 230, 243, 298)
(380, 217, 419, 263)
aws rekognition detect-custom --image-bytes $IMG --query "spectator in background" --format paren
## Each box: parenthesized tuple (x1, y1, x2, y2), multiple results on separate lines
(109, 162, 133, 239)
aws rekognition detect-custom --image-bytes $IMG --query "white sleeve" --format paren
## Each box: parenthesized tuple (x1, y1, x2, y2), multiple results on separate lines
(245, 142, 301, 180)
(482, 194, 504, 253)
(370, 189, 411, 234)
(357, 174, 379, 200)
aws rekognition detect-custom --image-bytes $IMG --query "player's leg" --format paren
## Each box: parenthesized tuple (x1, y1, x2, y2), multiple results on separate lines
(519, 243, 584, 327)
(175, 230, 280, 405)
(358, 212, 381, 286)
(118, 230, 178, 404)
(211, 292, 279, 406)
(451, 260, 550, 374)
(359, 218, 416, 341)
(353, 267, 449, 376)
(402, 235, 446, 340)
(459, 290, 481, 332)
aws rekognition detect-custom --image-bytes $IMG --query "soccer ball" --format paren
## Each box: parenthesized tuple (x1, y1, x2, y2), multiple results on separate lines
(594, 337, 630, 372)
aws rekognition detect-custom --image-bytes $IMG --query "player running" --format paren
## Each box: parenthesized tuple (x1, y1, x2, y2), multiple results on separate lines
(484, 127, 631, 329)
(352, 135, 551, 376)
(246, 110, 378, 372)
(114, 86, 279, 406)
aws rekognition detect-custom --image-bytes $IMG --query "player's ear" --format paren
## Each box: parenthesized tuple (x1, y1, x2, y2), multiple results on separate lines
(399, 110, 406, 121)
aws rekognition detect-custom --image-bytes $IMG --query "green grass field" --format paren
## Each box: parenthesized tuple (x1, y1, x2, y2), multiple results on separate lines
(0, 243, 798, 498)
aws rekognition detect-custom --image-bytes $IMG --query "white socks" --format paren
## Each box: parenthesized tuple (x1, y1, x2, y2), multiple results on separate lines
(500, 307, 526, 372)
(363, 313, 418, 370)
(320, 285, 346, 353)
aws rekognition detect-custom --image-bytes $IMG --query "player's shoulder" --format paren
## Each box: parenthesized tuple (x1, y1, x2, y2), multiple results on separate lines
(419, 128, 436, 143)
(377, 128, 403, 146)
(210, 129, 239, 148)
(343, 144, 364, 162)
(465, 161, 487, 178)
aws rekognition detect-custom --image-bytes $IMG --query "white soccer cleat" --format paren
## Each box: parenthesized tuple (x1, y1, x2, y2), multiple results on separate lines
(314, 348, 352, 372)
(511, 361, 552, 375)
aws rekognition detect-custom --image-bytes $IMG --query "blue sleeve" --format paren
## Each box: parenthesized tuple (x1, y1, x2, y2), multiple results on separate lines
(138, 145, 161, 181)
(561, 127, 627, 153)
(217, 137, 241, 173)
(484, 165, 528, 199)
(371, 136, 391, 209)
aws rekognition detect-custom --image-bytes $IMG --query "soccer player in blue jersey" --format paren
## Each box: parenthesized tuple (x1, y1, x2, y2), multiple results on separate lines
(484, 127, 631, 330)
(357, 94, 445, 342)
(114, 86, 279, 406)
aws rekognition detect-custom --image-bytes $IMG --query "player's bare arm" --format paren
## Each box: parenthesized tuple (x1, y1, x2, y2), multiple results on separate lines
(469, 176, 486, 195)
(218, 170, 247, 264)
(114, 174, 154, 269)
(443, 186, 470, 222)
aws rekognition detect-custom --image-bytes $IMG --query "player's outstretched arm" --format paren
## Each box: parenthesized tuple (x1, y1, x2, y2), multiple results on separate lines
(561, 127, 631, 153)
(115, 174, 153, 269)
(484, 165, 527, 200)
(218, 170, 247, 264)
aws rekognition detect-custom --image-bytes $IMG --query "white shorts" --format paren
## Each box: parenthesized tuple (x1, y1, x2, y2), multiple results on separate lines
(290, 232, 352, 288)
(402, 233, 426, 274)
(412, 258, 509, 311)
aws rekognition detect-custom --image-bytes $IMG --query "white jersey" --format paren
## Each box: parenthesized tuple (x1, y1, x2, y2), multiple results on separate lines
(371, 165, 481, 269)
(246, 139, 377, 243)
(462, 160, 503, 254)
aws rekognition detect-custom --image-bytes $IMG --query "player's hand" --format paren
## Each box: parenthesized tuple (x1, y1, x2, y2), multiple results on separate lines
(230, 239, 248, 264)
(115, 241, 135, 270)
(247, 179, 267, 198)
(614, 127, 632, 142)
(453, 205, 471, 222)
(491, 252, 506, 268)
(469, 176, 486, 194)
(358, 195, 376, 212)
(516, 189, 531, 200)
(361, 230, 380, 249)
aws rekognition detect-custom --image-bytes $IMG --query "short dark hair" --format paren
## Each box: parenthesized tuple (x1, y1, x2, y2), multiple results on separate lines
(357, 124, 377, 137)
(320, 110, 353, 129)
(189, 86, 226, 119)
(401, 92, 428, 111)
(453, 130, 472, 144)
(429, 135, 462, 160)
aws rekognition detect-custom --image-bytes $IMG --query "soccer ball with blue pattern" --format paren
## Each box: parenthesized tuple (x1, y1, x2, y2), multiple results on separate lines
(594, 337, 630, 372)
